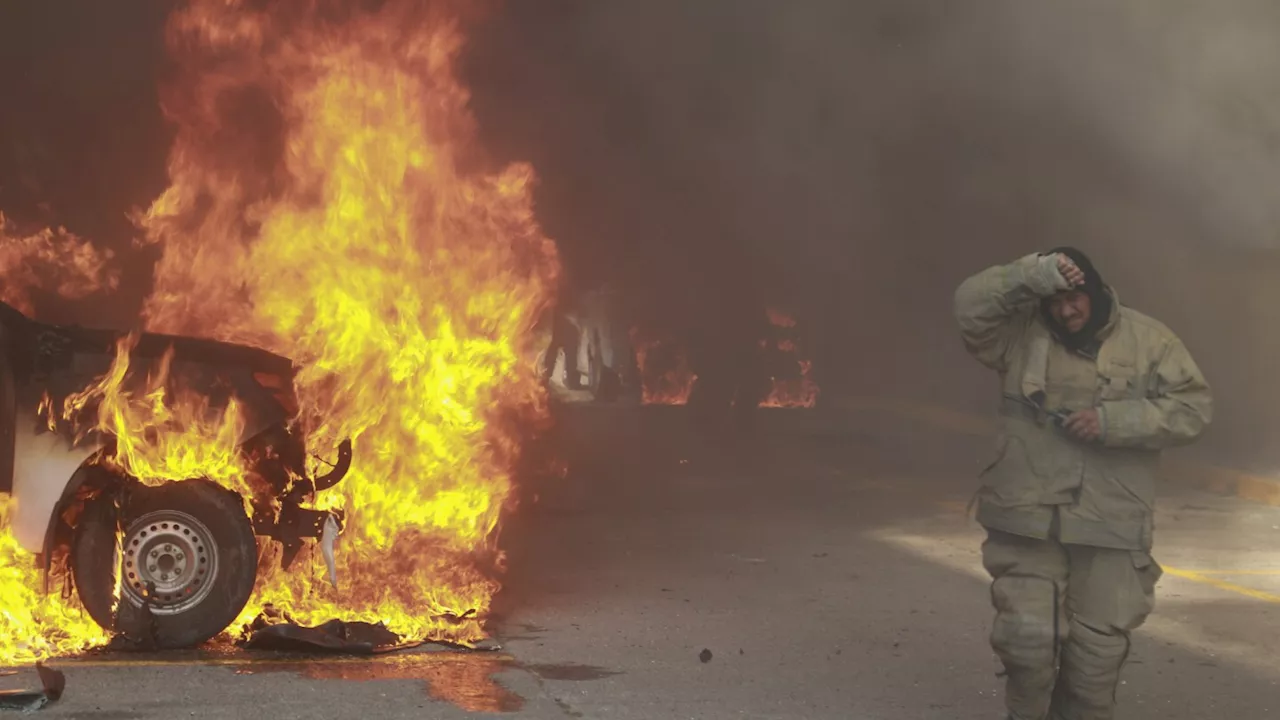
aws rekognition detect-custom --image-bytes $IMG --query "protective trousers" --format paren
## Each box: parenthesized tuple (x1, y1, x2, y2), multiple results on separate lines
(981, 529, 1162, 720)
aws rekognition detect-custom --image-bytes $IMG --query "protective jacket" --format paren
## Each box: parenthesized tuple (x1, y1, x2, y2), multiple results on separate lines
(954, 253, 1212, 551)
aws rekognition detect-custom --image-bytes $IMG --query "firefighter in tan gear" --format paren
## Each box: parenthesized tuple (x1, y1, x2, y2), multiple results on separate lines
(953, 248, 1212, 720)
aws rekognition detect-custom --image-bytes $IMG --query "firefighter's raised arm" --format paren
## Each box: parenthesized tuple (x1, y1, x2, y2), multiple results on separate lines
(953, 253, 1079, 371)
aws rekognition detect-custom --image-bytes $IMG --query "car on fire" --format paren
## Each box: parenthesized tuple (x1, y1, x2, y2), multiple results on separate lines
(535, 284, 642, 403)
(0, 300, 350, 649)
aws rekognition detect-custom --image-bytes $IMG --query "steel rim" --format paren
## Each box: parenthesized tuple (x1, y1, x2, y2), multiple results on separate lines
(120, 509, 219, 615)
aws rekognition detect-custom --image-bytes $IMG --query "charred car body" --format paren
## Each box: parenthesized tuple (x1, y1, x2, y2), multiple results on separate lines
(0, 301, 350, 649)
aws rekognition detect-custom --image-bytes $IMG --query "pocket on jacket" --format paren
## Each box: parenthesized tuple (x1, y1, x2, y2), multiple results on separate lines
(1098, 371, 1138, 401)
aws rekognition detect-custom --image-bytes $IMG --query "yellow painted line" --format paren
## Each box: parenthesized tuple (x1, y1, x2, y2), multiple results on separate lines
(1164, 566, 1280, 603)
(1165, 569, 1280, 577)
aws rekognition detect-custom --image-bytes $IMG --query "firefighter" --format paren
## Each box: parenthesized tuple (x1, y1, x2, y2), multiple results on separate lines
(953, 248, 1212, 719)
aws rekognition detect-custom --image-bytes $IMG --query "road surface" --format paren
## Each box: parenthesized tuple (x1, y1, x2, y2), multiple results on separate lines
(4, 405, 1277, 719)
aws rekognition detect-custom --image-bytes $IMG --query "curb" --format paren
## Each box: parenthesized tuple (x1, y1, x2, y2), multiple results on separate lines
(837, 397, 1280, 509)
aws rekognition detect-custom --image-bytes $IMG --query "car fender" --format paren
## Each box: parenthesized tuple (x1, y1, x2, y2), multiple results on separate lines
(10, 423, 102, 553)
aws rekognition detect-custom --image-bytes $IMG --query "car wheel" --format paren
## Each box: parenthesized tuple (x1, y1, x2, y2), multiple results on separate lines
(72, 479, 258, 649)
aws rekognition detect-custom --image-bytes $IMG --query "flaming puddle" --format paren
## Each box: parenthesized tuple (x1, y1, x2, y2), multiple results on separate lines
(0, 0, 559, 666)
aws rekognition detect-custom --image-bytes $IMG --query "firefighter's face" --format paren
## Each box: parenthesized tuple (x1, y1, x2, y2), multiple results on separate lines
(1048, 290, 1091, 334)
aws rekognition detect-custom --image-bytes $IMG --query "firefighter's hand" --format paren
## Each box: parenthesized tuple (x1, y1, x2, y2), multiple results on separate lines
(1056, 254, 1086, 288)
(1064, 408, 1102, 442)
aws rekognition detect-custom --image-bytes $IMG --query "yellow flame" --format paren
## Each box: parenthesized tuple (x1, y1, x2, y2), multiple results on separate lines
(0, 0, 558, 660)
(62, 334, 249, 494)
(133, 0, 557, 644)
(0, 499, 109, 665)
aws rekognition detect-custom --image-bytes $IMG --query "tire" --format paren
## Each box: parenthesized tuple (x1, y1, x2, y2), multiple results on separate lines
(72, 479, 258, 649)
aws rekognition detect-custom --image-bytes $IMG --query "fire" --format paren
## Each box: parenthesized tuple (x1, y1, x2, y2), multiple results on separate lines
(59, 334, 250, 495)
(134, 0, 558, 645)
(632, 308, 818, 408)
(760, 360, 818, 408)
(759, 309, 819, 409)
(629, 329, 696, 405)
(0, 213, 118, 315)
(0, 500, 110, 664)
(0, 0, 558, 661)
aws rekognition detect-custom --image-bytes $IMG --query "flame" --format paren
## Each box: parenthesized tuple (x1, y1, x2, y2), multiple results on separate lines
(0, 499, 110, 665)
(630, 329, 696, 405)
(759, 309, 819, 409)
(632, 309, 818, 408)
(132, 0, 558, 645)
(0, 0, 558, 659)
(0, 212, 118, 315)
(61, 334, 250, 495)
(760, 360, 819, 408)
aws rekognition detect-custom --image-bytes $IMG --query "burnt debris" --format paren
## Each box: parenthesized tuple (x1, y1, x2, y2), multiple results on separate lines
(0, 663, 65, 713)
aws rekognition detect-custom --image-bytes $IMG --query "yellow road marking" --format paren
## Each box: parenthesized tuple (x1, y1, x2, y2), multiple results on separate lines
(1164, 566, 1280, 603)
(1165, 569, 1280, 577)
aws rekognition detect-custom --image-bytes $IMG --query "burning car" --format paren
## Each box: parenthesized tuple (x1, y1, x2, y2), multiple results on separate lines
(536, 284, 642, 403)
(0, 300, 350, 649)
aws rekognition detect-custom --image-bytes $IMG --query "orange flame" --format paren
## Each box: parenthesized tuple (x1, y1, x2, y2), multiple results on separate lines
(630, 329, 696, 405)
(134, 0, 558, 645)
(760, 309, 819, 409)
(632, 309, 818, 408)
(0, 0, 558, 661)
(0, 212, 118, 315)
(61, 334, 250, 495)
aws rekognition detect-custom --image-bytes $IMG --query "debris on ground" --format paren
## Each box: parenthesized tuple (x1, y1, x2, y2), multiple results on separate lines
(0, 663, 65, 712)
(699, 649, 713, 663)
(237, 607, 419, 655)
(234, 605, 503, 655)
(102, 582, 162, 653)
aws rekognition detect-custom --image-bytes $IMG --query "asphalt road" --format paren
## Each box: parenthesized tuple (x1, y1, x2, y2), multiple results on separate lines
(4, 405, 1278, 719)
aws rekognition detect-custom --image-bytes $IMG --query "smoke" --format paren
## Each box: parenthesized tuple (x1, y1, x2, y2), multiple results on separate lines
(466, 0, 1280, 469)
(4, 1, 1280, 467)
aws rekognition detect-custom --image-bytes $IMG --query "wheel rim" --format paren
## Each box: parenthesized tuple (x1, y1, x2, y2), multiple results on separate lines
(120, 510, 219, 615)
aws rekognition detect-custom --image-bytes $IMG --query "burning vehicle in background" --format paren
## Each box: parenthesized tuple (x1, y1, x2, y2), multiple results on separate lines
(534, 282, 818, 410)
(632, 307, 819, 410)
(537, 284, 642, 403)
(0, 300, 349, 649)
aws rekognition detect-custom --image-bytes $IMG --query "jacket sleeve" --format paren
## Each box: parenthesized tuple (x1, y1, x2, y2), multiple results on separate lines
(1099, 339, 1212, 450)
(953, 253, 1069, 371)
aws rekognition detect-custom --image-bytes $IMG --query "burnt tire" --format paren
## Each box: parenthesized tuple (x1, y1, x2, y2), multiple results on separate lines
(72, 479, 258, 649)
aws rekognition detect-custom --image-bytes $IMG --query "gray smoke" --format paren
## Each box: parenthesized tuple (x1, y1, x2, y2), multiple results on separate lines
(469, 0, 1280, 469)
(4, 1, 1280, 468)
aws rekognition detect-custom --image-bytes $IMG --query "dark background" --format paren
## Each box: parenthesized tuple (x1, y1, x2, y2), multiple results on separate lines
(3, 0, 1280, 470)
